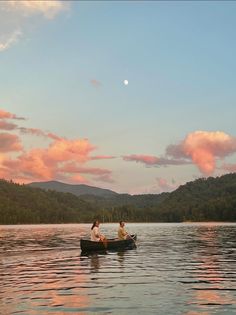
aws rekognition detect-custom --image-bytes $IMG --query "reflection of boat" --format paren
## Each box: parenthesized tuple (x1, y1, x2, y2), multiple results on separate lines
(80, 235, 137, 253)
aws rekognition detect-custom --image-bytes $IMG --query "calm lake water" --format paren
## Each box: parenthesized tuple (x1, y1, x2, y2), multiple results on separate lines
(0, 223, 236, 314)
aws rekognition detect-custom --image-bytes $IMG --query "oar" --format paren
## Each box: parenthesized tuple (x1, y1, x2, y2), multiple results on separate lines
(101, 237, 108, 249)
(129, 234, 136, 242)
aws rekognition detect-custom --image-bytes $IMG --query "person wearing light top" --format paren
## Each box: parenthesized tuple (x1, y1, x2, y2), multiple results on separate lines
(90, 220, 106, 242)
(118, 221, 131, 240)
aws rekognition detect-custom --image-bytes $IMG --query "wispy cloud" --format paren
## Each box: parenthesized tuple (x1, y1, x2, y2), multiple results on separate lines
(0, 29, 22, 52)
(0, 109, 25, 120)
(3, 1, 68, 19)
(0, 110, 60, 140)
(0, 1, 68, 52)
(123, 154, 188, 166)
(220, 163, 236, 172)
(18, 127, 61, 140)
(128, 177, 178, 195)
(91, 155, 116, 160)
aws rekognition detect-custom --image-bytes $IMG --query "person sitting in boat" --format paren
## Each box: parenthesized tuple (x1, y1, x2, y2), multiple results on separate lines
(91, 220, 106, 242)
(118, 221, 131, 240)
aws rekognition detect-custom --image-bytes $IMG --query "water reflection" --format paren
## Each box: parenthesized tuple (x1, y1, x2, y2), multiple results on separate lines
(117, 251, 125, 268)
(183, 224, 236, 314)
(89, 254, 101, 273)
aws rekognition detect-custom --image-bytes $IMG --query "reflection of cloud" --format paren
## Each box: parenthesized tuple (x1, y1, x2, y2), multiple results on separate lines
(184, 227, 235, 315)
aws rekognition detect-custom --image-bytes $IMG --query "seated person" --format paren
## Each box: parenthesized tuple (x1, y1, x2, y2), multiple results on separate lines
(91, 220, 106, 242)
(118, 221, 131, 240)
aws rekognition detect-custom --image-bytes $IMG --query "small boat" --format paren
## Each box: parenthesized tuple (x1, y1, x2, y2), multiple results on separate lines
(80, 235, 137, 253)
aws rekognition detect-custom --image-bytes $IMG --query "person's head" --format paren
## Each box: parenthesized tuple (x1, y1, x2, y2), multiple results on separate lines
(91, 220, 100, 230)
(119, 221, 125, 227)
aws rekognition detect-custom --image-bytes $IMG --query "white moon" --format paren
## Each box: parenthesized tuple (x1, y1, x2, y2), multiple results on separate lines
(123, 79, 128, 85)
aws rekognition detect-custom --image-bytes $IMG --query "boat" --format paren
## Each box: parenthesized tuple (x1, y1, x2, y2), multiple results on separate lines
(80, 235, 137, 253)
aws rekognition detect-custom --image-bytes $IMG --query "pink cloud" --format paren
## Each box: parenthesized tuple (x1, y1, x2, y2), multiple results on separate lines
(45, 138, 95, 163)
(90, 79, 102, 88)
(0, 110, 60, 140)
(166, 131, 236, 175)
(156, 177, 177, 192)
(0, 109, 115, 184)
(0, 108, 114, 184)
(60, 163, 112, 176)
(0, 120, 18, 130)
(0, 136, 114, 184)
(69, 174, 89, 184)
(0, 133, 22, 152)
(0, 109, 25, 120)
(92, 174, 115, 183)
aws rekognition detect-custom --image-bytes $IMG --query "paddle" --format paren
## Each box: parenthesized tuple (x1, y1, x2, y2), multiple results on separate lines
(128, 234, 136, 242)
(101, 236, 108, 249)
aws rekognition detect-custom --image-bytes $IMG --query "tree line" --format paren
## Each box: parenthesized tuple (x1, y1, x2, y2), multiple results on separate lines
(0, 173, 236, 224)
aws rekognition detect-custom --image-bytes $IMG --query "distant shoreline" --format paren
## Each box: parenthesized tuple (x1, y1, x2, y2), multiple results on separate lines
(1, 221, 236, 227)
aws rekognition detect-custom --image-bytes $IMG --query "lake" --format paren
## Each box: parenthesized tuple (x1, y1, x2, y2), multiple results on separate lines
(0, 223, 236, 314)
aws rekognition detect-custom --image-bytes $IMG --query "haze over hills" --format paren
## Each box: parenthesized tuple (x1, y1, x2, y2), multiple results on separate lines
(28, 181, 118, 198)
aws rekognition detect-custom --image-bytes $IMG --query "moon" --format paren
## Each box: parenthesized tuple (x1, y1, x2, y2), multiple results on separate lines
(123, 79, 128, 86)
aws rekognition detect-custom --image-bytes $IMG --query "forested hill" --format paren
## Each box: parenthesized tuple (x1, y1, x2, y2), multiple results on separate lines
(155, 173, 236, 222)
(28, 180, 117, 197)
(0, 179, 97, 224)
(0, 173, 236, 224)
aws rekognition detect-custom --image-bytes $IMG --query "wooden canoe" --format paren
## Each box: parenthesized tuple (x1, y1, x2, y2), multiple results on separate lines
(80, 235, 137, 253)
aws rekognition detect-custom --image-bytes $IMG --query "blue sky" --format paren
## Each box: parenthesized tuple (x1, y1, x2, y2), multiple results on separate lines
(0, 1, 236, 194)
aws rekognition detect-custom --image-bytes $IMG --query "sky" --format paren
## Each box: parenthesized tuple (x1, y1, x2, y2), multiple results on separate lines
(0, 0, 236, 194)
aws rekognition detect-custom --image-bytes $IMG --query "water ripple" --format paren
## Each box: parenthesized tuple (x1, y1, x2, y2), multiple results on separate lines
(0, 223, 236, 314)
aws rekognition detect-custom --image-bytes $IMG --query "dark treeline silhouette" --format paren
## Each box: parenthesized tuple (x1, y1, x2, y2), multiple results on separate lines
(0, 173, 236, 224)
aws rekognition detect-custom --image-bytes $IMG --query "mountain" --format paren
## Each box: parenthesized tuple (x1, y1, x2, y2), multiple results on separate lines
(0, 179, 97, 224)
(28, 180, 118, 197)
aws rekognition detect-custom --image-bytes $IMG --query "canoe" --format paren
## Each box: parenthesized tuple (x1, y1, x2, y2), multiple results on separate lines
(80, 235, 137, 253)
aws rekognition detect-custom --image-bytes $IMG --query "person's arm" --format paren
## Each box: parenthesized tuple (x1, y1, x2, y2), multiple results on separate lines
(121, 228, 128, 236)
(93, 227, 100, 238)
